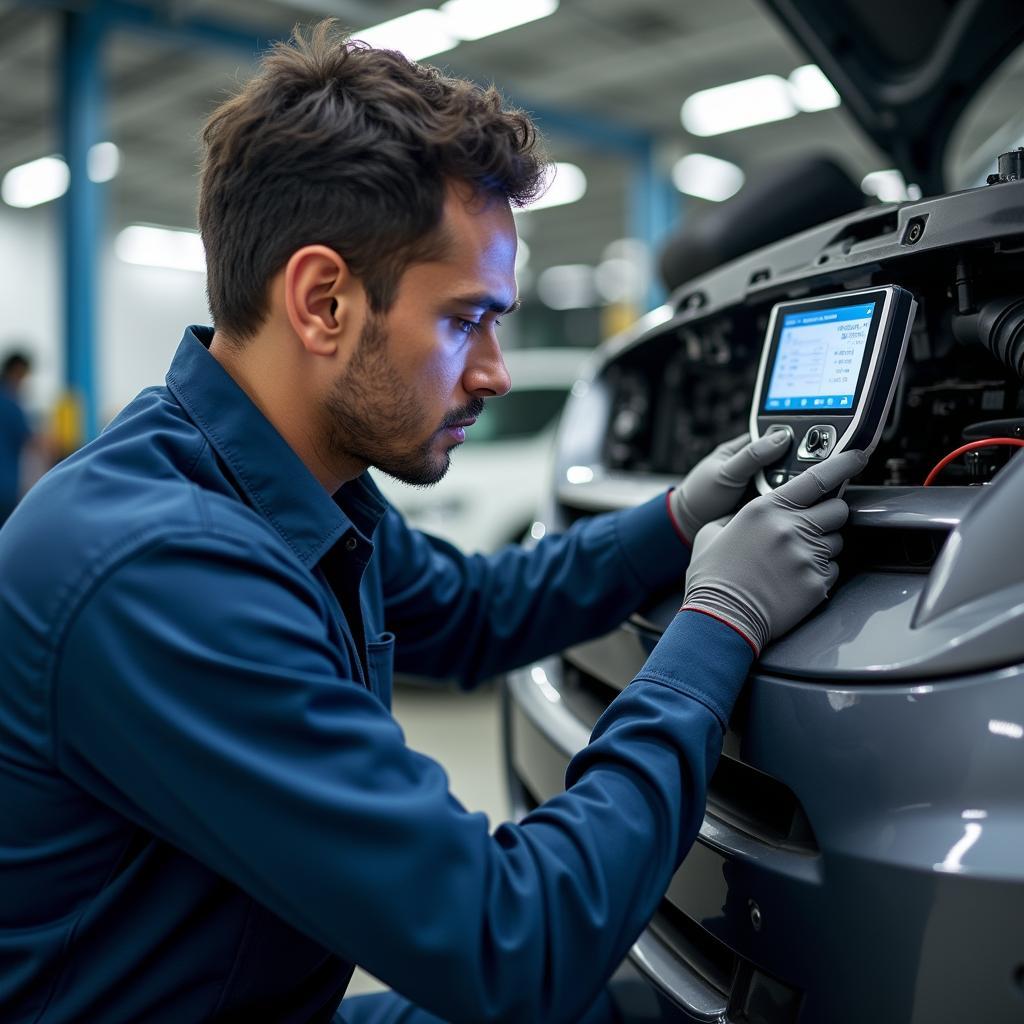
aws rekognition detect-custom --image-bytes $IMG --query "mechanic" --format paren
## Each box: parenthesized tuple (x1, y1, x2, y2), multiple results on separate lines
(0, 22, 864, 1024)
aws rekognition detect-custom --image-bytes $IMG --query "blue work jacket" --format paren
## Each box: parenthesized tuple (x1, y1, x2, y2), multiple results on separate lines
(0, 327, 752, 1023)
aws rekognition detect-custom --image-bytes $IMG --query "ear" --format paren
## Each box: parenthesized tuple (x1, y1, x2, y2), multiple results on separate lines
(282, 245, 363, 357)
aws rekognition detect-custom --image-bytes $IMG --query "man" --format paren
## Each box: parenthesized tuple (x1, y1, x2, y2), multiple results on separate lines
(0, 350, 32, 525)
(0, 22, 862, 1024)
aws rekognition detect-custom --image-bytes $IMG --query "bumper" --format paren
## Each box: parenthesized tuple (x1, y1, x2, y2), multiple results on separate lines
(502, 634, 1024, 1024)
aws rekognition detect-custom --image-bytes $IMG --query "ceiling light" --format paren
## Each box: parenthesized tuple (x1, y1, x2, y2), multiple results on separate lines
(672, 153, 745, 202)
(537, 264, 597, 310)
(356, 9, 459, 61)
(87, 142, 121, 183)
(521, 162, 587, 212)
(681, 66, 841, 138)
(788, 65, 840, 112)
(440, 0, 558, 41)
(116, 225, 206, 273)
(595, 257, 648, 303)
(2, 142, 121, 209)
(861, 169, 910, 203)
(682, 75, 795, 137)
(2, 156, 70, 208)
(602, 238, 648, 264)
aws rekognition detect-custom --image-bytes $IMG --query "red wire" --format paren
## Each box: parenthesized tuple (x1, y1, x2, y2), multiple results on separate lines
(922, 437, 1024, 486)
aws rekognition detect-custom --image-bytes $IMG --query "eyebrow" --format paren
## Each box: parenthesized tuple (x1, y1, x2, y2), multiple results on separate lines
(453, 294, 521, 315)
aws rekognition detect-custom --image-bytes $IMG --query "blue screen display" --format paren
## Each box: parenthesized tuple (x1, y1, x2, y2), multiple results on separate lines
(764, 302, 875, 411)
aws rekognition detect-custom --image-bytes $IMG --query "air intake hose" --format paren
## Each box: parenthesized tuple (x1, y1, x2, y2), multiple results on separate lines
(953, 297, 1024, 378)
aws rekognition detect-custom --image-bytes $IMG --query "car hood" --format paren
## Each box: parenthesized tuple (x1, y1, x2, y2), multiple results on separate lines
(761, 0, 1024, 194)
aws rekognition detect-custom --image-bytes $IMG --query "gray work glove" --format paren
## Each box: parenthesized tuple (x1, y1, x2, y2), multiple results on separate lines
(669, 431, 792, 543)
(682, 449, 868, 654)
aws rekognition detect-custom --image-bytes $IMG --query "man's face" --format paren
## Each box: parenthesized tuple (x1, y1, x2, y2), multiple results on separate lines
(320, 186, 517, 486)
(3, 365, 27, 394)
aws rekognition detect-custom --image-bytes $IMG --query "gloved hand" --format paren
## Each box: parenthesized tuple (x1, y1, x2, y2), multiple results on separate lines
(682, 449, 868, 654)
(669, 431, 792, 543)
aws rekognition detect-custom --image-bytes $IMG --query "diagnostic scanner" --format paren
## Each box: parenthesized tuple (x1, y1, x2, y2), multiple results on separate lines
(749, 285, 917, 495)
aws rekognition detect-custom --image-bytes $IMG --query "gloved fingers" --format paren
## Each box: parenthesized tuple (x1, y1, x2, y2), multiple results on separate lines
(808, 533, 842, 575)
(721, 430, 791, 481)
(689, 516, 731, 561)
(798, 497, 849, 535)
(773, 450, 868, 508)
(818, 531, 844, 560)
(714, 432, 753, 457)
(823, 560, 841, 590)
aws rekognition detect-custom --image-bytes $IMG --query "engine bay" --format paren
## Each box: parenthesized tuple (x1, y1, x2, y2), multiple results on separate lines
(600, 175, 1024, 491)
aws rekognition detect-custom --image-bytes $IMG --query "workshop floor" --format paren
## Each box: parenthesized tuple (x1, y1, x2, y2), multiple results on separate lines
(346, 681, 510, 997)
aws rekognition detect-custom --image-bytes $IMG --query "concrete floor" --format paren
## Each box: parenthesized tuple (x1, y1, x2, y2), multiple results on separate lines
(346, 681, 510, 997)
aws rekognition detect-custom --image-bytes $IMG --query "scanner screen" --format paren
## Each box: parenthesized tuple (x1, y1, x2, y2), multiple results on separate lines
(763, 301, 875, 412)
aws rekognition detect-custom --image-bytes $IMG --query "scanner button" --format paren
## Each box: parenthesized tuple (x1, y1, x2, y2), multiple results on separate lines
(767, 425, 794, 449)
(806, 427, 823, 451)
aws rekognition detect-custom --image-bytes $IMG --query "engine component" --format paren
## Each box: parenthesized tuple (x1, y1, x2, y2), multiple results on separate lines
(953, 297, 1024, 378)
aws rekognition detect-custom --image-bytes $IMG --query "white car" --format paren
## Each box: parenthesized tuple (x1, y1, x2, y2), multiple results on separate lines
(374, 348, 588, 553)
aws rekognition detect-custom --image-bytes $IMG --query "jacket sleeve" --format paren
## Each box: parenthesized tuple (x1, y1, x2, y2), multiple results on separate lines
(53, 526, 750, 1024)
(381, 491, 690, 686)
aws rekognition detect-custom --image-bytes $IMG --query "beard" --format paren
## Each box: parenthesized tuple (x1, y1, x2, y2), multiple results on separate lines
(319, 313, 484, 487)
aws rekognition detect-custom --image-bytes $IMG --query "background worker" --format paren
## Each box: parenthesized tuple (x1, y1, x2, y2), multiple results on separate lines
(0, 350, 33, 525)
(0, 23, 863, 1024)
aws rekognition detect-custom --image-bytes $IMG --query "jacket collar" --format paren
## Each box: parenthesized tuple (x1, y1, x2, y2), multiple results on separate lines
(166, 326, 386, 567)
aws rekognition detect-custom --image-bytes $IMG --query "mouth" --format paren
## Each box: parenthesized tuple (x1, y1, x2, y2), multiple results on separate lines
(442, 416, 476, 445)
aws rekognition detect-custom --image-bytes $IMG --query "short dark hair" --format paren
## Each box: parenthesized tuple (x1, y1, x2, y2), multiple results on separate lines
(1, 351, 30, 378)
(198, 20, 547, 342)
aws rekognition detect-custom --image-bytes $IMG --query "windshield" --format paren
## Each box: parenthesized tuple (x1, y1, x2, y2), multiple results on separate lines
(468, 388, 569, 443)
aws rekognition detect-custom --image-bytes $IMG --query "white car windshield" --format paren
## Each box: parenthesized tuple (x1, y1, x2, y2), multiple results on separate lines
(468, 388, 569, 443)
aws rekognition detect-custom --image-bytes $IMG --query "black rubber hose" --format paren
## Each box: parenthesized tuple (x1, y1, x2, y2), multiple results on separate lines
(952, 297, 1024, 378)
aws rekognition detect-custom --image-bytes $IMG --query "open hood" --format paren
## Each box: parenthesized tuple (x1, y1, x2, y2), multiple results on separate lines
(760, 0, 1024, 195)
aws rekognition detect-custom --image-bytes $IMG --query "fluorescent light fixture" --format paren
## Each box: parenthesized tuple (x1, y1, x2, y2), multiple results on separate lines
(522, 162, 587, 212)
(440, 0, 558, 41)
(596, 238, 651, 303)
(603, 237, 648, 264)
(672, 152, 745, 202)
(537, 264, 597, 310)
(87, 141, 121, 183)
(682, 75, 795, 137)
(2, 142, 121, 208)
(116, 224, 206, 273)
(357, 9, 458, 60)
(788, 64, 840, 112)
(861, 169, 910, 203)
(2, 156, 69, 208)
(595, 257, 648, 304)
(681, 66, 840, 137)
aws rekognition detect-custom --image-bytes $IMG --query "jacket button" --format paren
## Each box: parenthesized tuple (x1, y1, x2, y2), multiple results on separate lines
(344, 536, 358, 552)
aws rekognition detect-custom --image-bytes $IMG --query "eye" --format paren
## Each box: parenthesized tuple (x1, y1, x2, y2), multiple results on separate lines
(453, 316, 502, 336)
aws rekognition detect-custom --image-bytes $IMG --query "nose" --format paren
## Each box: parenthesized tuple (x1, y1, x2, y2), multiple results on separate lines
(463, 331, 511, 398)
